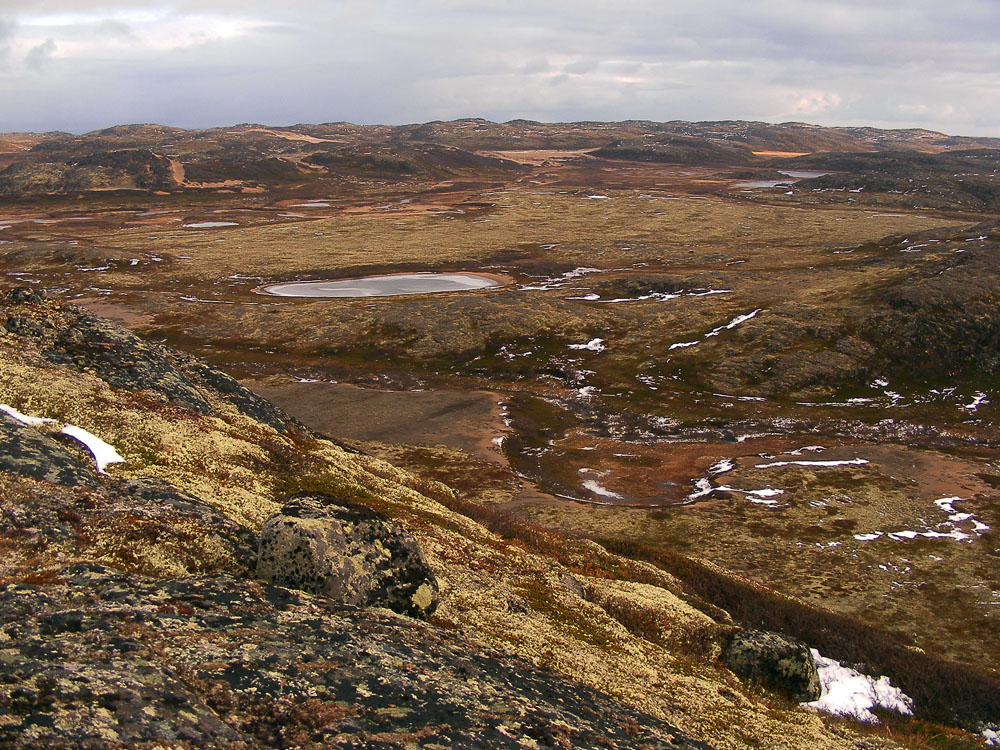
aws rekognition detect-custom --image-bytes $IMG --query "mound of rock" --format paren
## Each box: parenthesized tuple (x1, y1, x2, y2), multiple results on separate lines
(723, 629, 821, 702)
(257, 493, 439, 618)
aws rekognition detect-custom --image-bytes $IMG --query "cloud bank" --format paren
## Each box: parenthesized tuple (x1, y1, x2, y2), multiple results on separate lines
(1, 0, 998, 135)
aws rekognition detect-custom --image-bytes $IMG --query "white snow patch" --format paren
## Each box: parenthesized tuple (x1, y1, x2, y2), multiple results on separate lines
(568, 338, 606, 352)
(582, 480, 624, 499)
(672, 309, 762, 349)
(179, 295, 231, 304)
(963, 391, 990, 411)
(854, 497, 989, 543)
(60, 425, 126, 473)
(687, 478, 716, 500)
(803, 649, 913, 724)
(934, 496, 963, 514)
(706, 308, 761, 337)
(747, 488, 784, 498)
(520, 267, 602, 291)
(602, 292, 681, 303)
(688, 289, 732, 297)
(854, 532, 883, 541)
(492, 436, 506, 448)
(708, 458, 735, 475)
(183, 221, 238, 228)
(888, 529, 970, 541)
(0, 404, 57, 427)
(755, 458, 869, 469)
(788, 445, 825, 456)
(687, 477, 783, 505)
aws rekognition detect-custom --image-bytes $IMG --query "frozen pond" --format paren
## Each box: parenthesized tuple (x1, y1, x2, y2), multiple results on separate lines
(260, 272, 503, 298)
(737, 170, 830, 189)
(778, 170, 831, 179)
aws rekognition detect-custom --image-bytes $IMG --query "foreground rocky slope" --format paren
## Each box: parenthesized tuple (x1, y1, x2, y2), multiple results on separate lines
(0, 290, 923, 748)
(2, 567, 708, 748)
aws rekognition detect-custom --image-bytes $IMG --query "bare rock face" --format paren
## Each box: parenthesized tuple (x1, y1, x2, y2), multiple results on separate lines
(257, 493, 439, 619)
(723, 629, 821, 702)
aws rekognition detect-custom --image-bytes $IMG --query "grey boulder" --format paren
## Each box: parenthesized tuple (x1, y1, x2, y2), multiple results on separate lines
(257, 493, 439, 618)
(722, 629, 821, 702)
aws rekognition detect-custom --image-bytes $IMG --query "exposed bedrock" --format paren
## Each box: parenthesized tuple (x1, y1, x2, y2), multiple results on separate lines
(0, 566, 712, 749)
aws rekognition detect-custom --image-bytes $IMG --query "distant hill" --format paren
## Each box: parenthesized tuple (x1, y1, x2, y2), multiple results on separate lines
(1, 118, 999, 199)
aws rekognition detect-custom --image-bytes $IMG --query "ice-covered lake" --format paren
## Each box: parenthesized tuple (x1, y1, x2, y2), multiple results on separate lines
(260, 272, 503, 298)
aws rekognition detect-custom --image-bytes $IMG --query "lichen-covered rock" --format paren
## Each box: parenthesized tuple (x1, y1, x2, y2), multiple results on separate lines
(3, 316, 45, 338)
(172, 352, 295, 432)
(0, 290, 295, 431)
(0, 471, 258, 580)
(0, 413, 98, 487)
(0, 566, 713, 749)
(723, 629, 821, 702)
(257, 493, 439, 618)
(6, 287, 45, 305)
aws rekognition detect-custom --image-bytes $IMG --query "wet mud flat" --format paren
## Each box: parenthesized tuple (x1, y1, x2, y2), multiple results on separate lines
(246, 380, 505, 463)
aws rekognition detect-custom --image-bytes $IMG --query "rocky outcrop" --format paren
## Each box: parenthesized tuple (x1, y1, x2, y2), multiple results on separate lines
(0, 148, 175, 196)
(0, 414, 99, 488)
(863, 223, 1000, 377)
(0, 566, 712, 749)
(723, 629, 821, 702)
(590, 135, 756, 165)
(257, 493, 439, 619)
(0, 468, 259, 580)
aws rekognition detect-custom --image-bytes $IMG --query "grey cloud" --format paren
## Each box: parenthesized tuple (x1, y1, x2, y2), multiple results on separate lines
(26, 38, 56, 70)
(98, 19, 135, 38)
(0, 18, 13, 62)
(0, 0, 997, 135)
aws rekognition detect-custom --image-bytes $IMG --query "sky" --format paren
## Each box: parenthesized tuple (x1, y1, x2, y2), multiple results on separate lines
(1, 0, 999, 136)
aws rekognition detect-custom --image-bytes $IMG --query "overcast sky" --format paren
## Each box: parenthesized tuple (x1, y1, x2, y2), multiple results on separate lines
(2, 0, 998, 136)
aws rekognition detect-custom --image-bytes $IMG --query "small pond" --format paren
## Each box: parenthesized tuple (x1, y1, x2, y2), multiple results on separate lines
(737, 170, 831, 189)
(260, 272, 503, 298)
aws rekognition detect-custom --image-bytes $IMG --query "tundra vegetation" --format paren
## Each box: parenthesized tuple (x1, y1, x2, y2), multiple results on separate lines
(0, 119, 998, 748)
